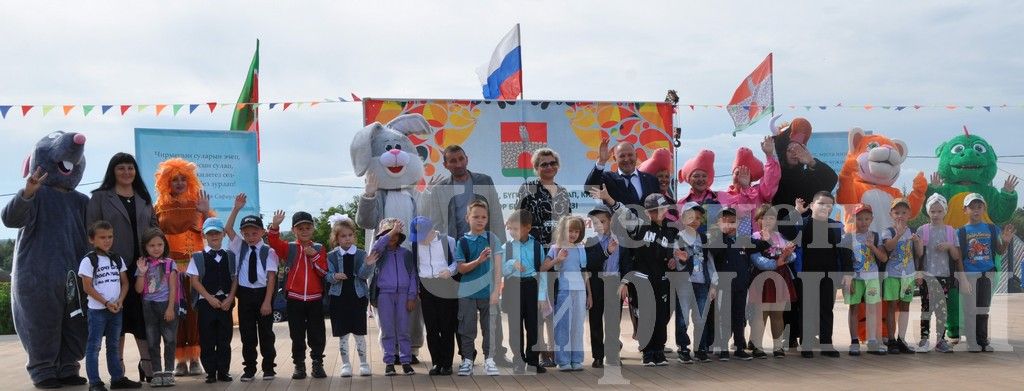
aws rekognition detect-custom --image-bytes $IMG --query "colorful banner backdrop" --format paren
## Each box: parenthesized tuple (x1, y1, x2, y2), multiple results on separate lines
(2, 100, 1021, 119)
(135, 128, 260, 227)
(363, 98, 676, 220)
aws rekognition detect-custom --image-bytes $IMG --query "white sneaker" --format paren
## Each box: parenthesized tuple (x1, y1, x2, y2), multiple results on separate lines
(917, 338, 931, 353)
(341, 363, 352, 378)
(458, 358, 473, 376)
(484, 358, 499, 376)
(359, 362, 371, 376)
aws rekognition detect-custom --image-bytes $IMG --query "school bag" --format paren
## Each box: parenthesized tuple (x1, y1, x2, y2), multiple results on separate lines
(189, 250, 238, 306)
(918, 223, 958, 277)
(141, 258, 186, 316)
(956, 223, 998, 272)
(85, 250, 124, 279)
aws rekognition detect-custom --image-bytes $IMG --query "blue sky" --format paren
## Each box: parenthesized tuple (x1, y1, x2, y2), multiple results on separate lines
(1, 1, 1022, 239)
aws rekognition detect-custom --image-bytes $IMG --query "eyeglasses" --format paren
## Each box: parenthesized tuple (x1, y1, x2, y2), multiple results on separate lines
(537, 161, 559, 168)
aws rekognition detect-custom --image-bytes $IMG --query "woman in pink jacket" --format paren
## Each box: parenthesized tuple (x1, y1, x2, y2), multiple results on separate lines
(717, 137, 780, 236)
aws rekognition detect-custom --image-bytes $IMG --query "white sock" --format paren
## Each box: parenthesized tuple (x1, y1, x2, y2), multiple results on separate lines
(340, 334, 351, 366)
(355, 335, 368, 364)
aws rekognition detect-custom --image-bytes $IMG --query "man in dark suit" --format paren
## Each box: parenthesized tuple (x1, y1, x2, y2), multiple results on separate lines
(585, 139, 661, 211)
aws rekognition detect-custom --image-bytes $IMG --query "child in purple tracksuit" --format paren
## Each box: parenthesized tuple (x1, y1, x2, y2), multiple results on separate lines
(365, 218, 419, 376)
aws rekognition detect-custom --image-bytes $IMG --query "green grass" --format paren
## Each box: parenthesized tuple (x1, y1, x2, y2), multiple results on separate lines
(0, 282, 13, 335)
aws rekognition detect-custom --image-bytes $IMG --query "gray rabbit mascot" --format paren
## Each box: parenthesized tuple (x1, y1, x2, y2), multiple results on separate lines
(351, 113, 433, 362)
(2, 131, 90, 388)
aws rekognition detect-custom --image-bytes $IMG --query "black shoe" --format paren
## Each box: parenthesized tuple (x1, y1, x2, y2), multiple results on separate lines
(57, 375, 87, 386)
(109, 377, 142, 389)
(513, 362, 527, 375)
(410, 355, 421, 365)
(493, 355, 514, 368)
(733, 350, 753, 361)
(642, 352, 654, 366)
(136, 362, 151, 384)
(695, 351, 711, 363)
(533, 364, 547, 374)
(311, 363, 327, 379)
(717, 351, 730, 361)
(240, 371, 255, 382)
(887, 341, 901, 355)
(592, 359, 604, 368)
(402, 364, 415, 375)
(35, 378, 63, 389)
(897, 339, 915, 354)
(801, 351, 814, 358)
(88, 383, 108, 391)
(752, 349, 768, 359)
(440, 366, 454, 376)
(821, 349, 840, 358)
(292, 366, 307, 380)
(217, 373, 233, 382)
(429, 365, 442, 376)
(677, 350, 693, 364)
(541, 358, 556, 368)
(204, 375, 216, 384)
(385, 365, 396, 376)
(773, 349, 786, 358)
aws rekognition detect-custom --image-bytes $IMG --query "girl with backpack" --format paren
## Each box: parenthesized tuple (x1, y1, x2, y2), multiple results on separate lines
(134, 228, 180, 387)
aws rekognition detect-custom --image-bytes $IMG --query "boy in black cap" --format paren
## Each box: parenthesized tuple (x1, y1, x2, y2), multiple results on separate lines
(268, 209, 328, 379)
(225, 194, 280, 381)
(597, 191, 677, 366)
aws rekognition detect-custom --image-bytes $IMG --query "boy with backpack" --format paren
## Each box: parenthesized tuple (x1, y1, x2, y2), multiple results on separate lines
(958, 193, 1015, 352)
(79, 221, 142, 391)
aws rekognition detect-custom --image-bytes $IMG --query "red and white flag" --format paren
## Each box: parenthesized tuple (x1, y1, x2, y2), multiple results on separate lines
(727, 53, 773, 134)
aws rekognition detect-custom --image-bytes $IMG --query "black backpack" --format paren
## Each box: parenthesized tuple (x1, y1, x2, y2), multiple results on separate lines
(85, 251, 124, 279)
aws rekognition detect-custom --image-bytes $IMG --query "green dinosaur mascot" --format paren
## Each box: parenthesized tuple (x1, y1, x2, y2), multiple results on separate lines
(927, 127, 1019, 342)
(928, 128, 1018, 227)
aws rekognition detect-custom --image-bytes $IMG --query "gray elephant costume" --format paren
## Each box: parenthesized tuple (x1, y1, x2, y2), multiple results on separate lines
(2, 131, 89, 385)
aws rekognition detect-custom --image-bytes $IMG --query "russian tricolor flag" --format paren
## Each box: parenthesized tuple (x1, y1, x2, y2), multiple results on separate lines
(477, 24, 522, 100)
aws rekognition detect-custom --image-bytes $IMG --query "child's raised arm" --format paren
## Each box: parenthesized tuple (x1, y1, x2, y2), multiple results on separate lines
(224, 193, 247, 241)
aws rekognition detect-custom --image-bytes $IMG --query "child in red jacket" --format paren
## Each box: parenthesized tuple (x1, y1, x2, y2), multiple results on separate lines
(268, 210, 328, 380)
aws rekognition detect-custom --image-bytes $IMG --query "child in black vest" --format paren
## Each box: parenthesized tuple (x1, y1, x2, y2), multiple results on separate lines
(186, 218, 238, 384)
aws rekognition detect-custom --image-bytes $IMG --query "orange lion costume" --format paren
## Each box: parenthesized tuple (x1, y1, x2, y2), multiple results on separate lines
(154, 158, 213, 373)
(837, 128, 927, 232)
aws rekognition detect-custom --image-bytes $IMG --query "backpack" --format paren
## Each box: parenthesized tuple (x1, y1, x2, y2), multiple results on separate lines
(957, 223, 999, 272)
(86, 251, 124, 279)
(919, 223, 958, 276)
(236, 242, 272, 279)
(502, 237, 543, 274)
(411, 232, 457, 282)
(141, 258, 186, 315)
(189, 250, 238, 306)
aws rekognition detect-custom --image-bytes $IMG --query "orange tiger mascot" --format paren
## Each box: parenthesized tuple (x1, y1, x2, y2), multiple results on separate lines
(837, 128, 927, 341)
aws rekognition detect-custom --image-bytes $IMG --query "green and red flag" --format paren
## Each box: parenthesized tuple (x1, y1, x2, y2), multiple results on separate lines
(727, 53, 773, 135)
(231, 40, 260, 157)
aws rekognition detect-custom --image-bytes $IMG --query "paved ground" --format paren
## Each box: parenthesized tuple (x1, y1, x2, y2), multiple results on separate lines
(3, 294, 1023, 390)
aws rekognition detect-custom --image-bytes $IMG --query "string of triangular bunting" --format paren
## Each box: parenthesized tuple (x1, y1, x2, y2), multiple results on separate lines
(1, 97, 1021, 119)
(0, 93, 364, 118)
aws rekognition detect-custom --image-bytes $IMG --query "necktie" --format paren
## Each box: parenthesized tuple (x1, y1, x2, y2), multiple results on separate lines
(624, 174, 639, 203)
(248, 246, 258, 284)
